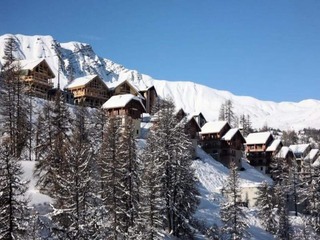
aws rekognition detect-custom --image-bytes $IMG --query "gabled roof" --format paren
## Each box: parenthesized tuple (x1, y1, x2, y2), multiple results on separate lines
(108, 79, 139, 92)
(107, 79, 144, 99)
(200, 121, 229, 134)
(221, 128, 245, 143)
(305, 149, 320, 161)
(275, 146, 293, 159)
(246, 132, 272, 145)
(312, 156, 320, 167)
(266, 139, 282, 152)
(184, 115, 202, 131)
(289, 144, 310, 154)
(18, 59, 55, 78)
(65, 75, 107, 89)
(101, 93, 146, 111)
(191, 111, 206, 119)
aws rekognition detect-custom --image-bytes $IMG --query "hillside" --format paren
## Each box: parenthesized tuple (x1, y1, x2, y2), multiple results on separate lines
(1, 33, 320, 130)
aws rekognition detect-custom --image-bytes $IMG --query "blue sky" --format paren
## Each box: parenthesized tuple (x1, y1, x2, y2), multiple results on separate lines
(1, 0, 319, 102)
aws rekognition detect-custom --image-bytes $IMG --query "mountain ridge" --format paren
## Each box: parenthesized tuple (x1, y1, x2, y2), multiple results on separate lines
(1, 33, 319, 130)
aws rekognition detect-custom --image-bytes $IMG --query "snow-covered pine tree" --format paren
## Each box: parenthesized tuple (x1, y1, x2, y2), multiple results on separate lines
(302, 163, 320, 234)
(0, 36, 30, 158)
(142, 99, 199, 238)
(291, 215, 318, 240)
(33, 101, 55, 193)
(99, 116, 125, 239)
(135, 122, 166, 240)
(255, 181, 276, 234)
(34, 91, 71, 197)
(119, 118, 140, 238)
(170, 118, 200, 238)
(51, 106, 103, 239)
(274, 183, 290, 240)
(0, 138, 30, 240)
(220, 161, 249, 240)
(270, 155, 292, 239)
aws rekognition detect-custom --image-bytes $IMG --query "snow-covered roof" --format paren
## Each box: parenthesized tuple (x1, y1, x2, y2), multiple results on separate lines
(107, 79, 139, 92)
(289, 144, 310, 154)
(312, 157, 320, 167)
(19, 59, 45, 70)
(275, 146, 293, 159)
(221, 128, 239, 141)
(246, 132, 272, 145)
(65, 75, 102, 89)
(200, 121, 228, 134)
(101, 93, 146, 111)
(266, 139, 282, 152)
(15, 59, 55, 78)
(107, 79, 146, 100)
(305, 149, 319, 161)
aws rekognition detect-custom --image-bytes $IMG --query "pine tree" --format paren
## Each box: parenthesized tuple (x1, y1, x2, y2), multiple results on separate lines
(120, 118, 140, 238)
(135, 129, 166, 240)
(51, 106, 104, 239)
(34, 91, 71, 197)
(303, 164, 320, 234)
(137, 99, 199, 239)
(274, 183, 290, 240)
(220, 161, 249, 240)
(255, 181, 276, 233)
(239, 114, 253, 137)
(99, 117, 125, 239)
(0, 138, 30, 240)
(282, 130, 298, 146)
(0, 36, 30, 158)
(218, 100, 237, 127)
(219, 103, 226, 121)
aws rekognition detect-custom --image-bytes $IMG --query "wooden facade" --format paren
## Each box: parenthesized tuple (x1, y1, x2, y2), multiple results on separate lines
(199, 121, 235, 166)
(66, 75, 109, 108)
(102, 94, 146, 138)
(245, 132, 276, 174)
(175, 108, 187, 123)
(105, 99, 145, 120)
(192, 112, 207, 128)
(112, 80, 140, 96)
(139, 86, 158, 113)
(220, 129, 246, 168)
(19, 59, 55, 99)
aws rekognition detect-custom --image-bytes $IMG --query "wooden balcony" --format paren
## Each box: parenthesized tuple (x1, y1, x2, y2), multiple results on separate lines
(22, 76, 53, 88)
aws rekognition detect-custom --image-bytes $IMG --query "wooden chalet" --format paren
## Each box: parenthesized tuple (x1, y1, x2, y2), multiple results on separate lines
(220, 129, 246, 168)
(305, 149, 320, 164)
(199, 121, 239, 166)
(289, 144, 311, 166)
(102, 94, 146, 137)
(139, 85, 158, 114)
(175, 108, 187, 122)
(65, 75, 109, 108)
(274, 146, 295, 167)
(19, 59, 55, 99)
(108, 79, 141, 97)
(192, 112, 207, 128)
(245, 132, 280, 174)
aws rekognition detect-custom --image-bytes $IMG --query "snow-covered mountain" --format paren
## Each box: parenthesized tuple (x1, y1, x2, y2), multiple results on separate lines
(1, 33, 320, 130)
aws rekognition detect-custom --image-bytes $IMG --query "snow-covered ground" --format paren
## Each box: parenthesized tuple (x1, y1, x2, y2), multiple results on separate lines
(192, 147, 275, 239)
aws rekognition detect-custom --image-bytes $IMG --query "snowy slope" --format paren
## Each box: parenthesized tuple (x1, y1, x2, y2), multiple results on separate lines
(193, 147, 275, 239)
(1, 33, 320, 130)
